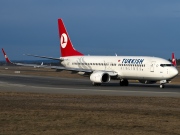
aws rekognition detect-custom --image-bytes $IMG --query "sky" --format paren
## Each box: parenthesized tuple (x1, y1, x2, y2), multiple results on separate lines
(1, 0, 180, 61)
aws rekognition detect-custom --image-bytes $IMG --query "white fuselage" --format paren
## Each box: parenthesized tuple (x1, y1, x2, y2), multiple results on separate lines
(61, 56, 178, 81)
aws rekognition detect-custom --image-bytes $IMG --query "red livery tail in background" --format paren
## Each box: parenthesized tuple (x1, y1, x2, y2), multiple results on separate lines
(172, 53, 177, 66)
(58, 19, 83, 57)
(2, 48, 11, 63)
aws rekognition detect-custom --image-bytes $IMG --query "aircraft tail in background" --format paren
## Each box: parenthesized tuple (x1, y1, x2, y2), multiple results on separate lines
(172, 53, 177, 66)
(2, 48, 12, 63)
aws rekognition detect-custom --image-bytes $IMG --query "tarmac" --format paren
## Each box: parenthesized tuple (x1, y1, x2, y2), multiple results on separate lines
(0, 74, 180, 97)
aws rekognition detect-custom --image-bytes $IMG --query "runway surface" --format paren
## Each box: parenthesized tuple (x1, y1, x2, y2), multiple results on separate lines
(0, 74, 180, 97)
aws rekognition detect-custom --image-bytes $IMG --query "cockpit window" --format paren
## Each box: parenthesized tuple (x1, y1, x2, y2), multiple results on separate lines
(160, 64, 173, 67)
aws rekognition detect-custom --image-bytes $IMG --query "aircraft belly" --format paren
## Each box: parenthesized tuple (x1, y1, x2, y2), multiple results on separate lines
(122, 76, 164, 81)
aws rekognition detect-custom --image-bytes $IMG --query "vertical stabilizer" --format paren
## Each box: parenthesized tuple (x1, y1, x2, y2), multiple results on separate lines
(58, 19, 83, 57)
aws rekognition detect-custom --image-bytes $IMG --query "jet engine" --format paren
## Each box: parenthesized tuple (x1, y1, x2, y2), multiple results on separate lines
(139, 80, 157, 84)
(90, 71, 110, 83)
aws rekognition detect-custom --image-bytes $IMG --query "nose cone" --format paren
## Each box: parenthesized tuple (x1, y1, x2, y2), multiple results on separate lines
(171, 68, 179, 78)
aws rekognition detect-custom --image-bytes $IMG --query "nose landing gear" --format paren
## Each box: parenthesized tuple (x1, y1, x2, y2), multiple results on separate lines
(159, 80, 168, 88)
(160, 84, 165, 88)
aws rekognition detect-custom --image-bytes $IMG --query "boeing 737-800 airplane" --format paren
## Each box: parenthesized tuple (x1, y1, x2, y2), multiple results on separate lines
(2, 19, 178, 88)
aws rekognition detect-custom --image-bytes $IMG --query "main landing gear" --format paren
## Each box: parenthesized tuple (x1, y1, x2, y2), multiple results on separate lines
(119, 79, 129, 86)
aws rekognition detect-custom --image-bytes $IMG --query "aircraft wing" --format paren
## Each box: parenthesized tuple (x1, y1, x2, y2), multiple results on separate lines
(14, 63, 48, 68)
(2, 48, 47, 68)
(45, 65, 118, 76)
(25, 54, 62, 61)
(48, 65, 93, 73)
(2, 48, 118, 76)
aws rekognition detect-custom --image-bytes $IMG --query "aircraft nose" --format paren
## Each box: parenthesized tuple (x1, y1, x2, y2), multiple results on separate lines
(172, 68, 178, 77)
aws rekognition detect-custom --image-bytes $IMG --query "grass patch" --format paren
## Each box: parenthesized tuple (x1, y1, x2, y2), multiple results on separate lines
(0, 92, 180, 135)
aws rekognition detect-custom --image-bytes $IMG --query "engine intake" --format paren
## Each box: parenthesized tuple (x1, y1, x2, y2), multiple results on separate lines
(90, 71, 110, 83)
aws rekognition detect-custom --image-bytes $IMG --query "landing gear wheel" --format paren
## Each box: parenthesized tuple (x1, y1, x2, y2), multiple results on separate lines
(160, 84, 165, 88)
(124, 80, 129, 86)
(92, 82, 101, 86)
(119, 81, 123, 86)
(119, 79, 129, 86)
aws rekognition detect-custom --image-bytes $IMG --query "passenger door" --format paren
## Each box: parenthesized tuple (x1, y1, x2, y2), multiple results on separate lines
(150, 61, 156, 72)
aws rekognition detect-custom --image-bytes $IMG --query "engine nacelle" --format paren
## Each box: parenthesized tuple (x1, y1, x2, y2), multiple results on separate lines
(90, 71, 110, 83)
(139, 80, 157, 84)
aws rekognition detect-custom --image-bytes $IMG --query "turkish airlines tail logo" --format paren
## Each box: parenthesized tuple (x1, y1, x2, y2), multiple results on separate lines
(61, 33, 68, 48)
(58, 19, 83, 57)
(2, 48, 11, 63)
(172, 53, 177, 66)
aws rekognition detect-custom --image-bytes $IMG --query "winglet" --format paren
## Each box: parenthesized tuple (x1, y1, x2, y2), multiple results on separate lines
(172, 53, 177, 66)
(2, 48, 12, 63)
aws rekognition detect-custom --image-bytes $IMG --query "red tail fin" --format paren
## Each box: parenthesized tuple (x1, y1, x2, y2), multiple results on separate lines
(58, 19, 83, 57)
(172, 53, 177, 66)
(2, 48, 12, 63)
